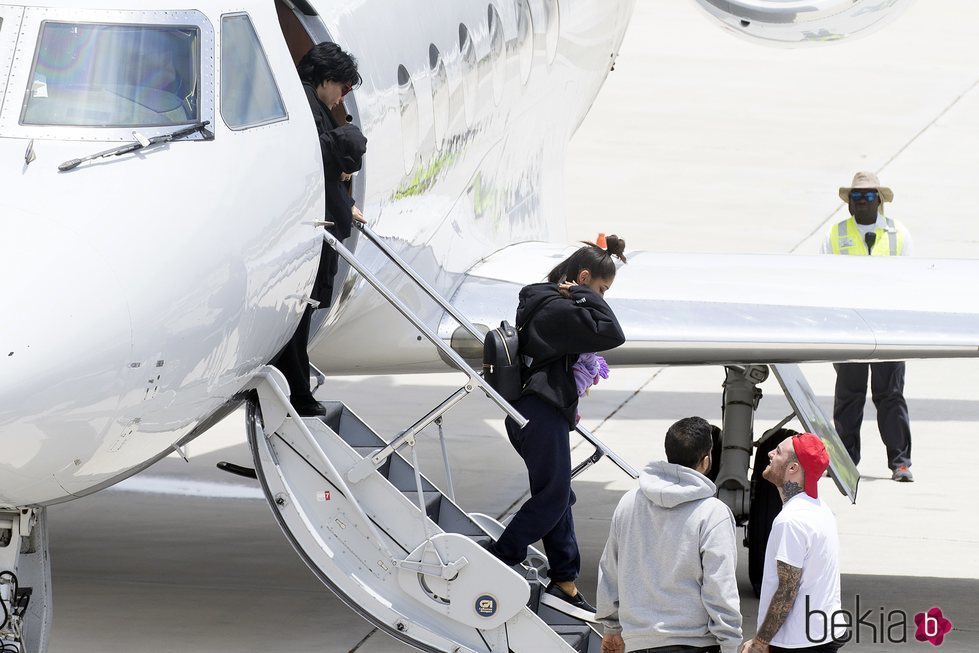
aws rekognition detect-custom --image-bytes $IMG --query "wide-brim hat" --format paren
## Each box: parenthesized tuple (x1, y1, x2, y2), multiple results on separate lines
(839, 171, 893, 203)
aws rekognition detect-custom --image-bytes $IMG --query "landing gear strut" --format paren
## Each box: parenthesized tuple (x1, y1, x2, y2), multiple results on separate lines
(715, 364, 769, 522)
(0, 508, 52, 653)
(712, 365, 799, 597)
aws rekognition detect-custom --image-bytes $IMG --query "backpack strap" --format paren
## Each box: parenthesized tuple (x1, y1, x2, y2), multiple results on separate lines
(515, 293, 565, 372)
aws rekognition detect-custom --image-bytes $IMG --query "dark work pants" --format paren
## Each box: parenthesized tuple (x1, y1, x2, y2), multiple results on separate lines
(833, 362, 912, 471)
(491, 395, 580, 583)
(271, 305, 317, 409)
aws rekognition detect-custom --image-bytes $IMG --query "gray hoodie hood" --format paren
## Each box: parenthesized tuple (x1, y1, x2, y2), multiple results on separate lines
(640, 460, 717, 508)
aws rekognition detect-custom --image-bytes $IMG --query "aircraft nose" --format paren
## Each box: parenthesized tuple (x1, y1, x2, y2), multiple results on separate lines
(0, 207, 132, 474)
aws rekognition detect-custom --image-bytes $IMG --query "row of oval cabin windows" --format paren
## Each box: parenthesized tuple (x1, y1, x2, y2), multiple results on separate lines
(397, 0, 560, 173)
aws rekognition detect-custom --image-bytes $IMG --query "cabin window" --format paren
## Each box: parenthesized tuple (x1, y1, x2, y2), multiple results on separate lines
(458, 23, 477, 127)
(513, 0, 534, 85)
(397, 64, 419, 174)
(220, 13, 286, 129)
(486, 4, 505, 106)
(21, 22, 201, 127)
(429, 44, 449, 150)
(545, 0, 560, 65)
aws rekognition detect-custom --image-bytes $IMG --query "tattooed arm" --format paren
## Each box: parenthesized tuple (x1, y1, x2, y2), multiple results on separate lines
(739, 561, 803, 653)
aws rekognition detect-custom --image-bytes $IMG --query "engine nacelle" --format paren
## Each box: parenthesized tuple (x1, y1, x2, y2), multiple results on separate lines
(691, 0, 916, 47)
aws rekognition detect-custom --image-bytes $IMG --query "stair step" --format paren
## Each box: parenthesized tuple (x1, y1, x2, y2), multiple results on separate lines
(401, 491, 443, 520)
(553, 625, 594, 653)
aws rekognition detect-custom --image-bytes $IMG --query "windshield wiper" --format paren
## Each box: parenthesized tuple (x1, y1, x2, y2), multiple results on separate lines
(58, 121, 213, 172)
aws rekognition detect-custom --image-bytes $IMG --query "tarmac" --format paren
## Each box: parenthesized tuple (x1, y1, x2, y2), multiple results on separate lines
(47, 1, 979, 652)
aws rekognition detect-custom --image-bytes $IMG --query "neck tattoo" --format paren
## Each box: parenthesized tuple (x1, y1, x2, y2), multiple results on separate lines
(782, 481, 804, 503)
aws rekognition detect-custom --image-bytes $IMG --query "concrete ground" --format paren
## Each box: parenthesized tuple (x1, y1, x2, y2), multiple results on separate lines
(47, 1, 979, 652)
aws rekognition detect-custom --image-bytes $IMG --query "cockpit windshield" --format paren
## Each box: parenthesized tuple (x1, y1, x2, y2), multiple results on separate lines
(21, 22, 200, 127)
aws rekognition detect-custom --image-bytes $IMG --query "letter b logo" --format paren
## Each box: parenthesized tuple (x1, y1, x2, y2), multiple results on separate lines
(806, 595, 828, 643)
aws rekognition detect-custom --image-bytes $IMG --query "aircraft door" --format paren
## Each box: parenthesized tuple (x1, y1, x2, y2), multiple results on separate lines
(269, 2, 364, 327)
(273, 0, 314, 65)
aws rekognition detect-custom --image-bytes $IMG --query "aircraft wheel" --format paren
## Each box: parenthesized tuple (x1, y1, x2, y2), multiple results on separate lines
(747, 428, 796, 597)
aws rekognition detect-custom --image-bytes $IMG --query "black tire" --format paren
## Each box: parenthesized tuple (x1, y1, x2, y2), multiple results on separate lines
(706, 424, 723, 483)
(747, 428, 796, 597)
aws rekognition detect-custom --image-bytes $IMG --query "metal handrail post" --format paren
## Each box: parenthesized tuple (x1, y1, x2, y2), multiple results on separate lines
(434, 417, 456, 501)
(347, 384, 471, 483)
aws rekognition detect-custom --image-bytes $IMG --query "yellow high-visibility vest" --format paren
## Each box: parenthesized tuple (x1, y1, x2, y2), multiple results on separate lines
(829, 216, 905, 256)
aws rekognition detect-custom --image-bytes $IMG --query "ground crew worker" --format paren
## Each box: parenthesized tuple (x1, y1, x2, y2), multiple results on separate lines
(821, 171, 914, 482)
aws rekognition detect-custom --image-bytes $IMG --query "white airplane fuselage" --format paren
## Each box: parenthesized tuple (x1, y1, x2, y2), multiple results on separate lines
(0, 0, 634, 507)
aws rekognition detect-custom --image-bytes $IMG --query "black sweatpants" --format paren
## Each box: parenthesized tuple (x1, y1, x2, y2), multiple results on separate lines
(833, 362, 912, 471)
(271, 305, 317, 409)
(491, 395, 580, 583)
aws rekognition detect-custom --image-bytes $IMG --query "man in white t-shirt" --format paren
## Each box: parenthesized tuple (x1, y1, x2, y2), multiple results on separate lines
(741, 433, 844, 653)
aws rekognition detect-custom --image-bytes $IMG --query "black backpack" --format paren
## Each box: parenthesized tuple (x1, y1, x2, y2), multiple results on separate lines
(483, 321, 522, 401)
(482, 296, 556, 402)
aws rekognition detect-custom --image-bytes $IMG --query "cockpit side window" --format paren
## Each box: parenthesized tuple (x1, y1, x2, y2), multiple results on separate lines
(219, 13, 286, 130)
(21, 22, 201, 127)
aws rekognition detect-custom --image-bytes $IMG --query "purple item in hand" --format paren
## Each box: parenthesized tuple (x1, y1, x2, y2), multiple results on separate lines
(573, 353, 609, 397)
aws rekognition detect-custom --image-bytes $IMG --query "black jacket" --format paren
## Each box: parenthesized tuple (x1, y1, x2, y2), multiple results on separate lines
(303, 83, 368, 302)
(516, 283, 626, 428)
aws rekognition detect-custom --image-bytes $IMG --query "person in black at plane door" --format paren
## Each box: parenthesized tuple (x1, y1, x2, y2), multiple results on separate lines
(272, 42, 368, 417)
(485, 237, 627, 621)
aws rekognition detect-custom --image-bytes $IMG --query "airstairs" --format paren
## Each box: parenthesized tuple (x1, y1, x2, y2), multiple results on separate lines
(247, 224, 638, 652)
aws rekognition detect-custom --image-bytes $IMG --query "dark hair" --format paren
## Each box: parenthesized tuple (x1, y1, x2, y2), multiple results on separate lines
(297, 42, 362, 88)
(665, 416, 714, 470)
(546, 234, 627, 284)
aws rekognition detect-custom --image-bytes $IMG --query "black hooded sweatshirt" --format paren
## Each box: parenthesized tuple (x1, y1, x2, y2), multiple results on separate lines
(302, 82, 368, 303)
(516, 282, 626, 428)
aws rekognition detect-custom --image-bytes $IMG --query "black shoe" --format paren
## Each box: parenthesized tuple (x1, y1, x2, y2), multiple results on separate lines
(539, 581, 598, 622)
(294, 401, 327, 417)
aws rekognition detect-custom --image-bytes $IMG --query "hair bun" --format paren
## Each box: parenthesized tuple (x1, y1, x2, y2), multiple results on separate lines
(605, 234, 627, 263)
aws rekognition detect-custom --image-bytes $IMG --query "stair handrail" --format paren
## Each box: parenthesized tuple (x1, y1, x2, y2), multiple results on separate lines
(326, 233, 528, 428)
(355, 222, 487, 343)
(352, 223, 639, 481)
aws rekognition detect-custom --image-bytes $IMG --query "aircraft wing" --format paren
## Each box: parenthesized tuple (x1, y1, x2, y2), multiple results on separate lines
(442, 242, 979, 365)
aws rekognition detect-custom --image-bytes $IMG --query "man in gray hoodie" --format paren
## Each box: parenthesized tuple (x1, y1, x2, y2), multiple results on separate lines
(596, 416, 742, 653)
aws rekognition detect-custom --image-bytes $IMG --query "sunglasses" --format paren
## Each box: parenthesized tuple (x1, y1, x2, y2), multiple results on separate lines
(341, 83, 354, 97)
(849, 190, 879, 202)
